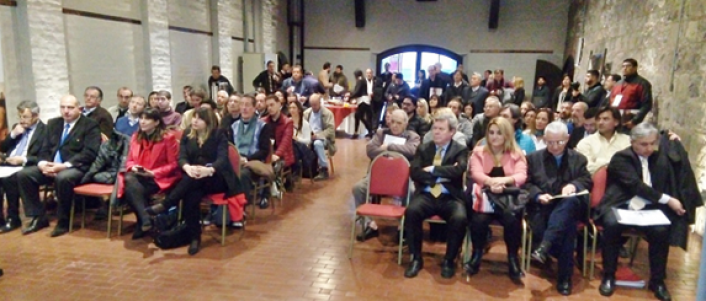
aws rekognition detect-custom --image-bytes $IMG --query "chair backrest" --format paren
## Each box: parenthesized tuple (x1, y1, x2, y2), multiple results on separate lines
(590, 166, 608, 208)
(367, 152, 410, 199)
(228, 144, 241, 177)
(171, 129, 184, 141)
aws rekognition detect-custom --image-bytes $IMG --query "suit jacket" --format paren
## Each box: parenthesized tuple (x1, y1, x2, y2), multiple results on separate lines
(85, 106, 114, 136)
(468, 86, 490, 118)
(252, 70, 280, 95)
(120, 131, 181, 197)
(567, 125, 586, 149)
(0, 122, 47, 166)
(444, 82, 470, 106)
(523, 149, 592, 202)
(411, 140, 468, 201)
(39, 116, 101, 172)
(180, 129, 242, 197)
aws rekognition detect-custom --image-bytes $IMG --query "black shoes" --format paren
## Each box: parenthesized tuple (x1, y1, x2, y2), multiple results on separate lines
(314, 168, 329, 181)
(464, 249, 483, 276)
(531, 241, 551, 264)
(648, 282, 672, 301)
(145, 203, 166, 216)
(404, 257, 424, 278)
(440, 259, 456, 279)
(599, 275, 616, 297)
(188, 237, 201, 256)
(258, 198, 269, 209)
(507, 255, 524, 281)
(22, 217, 49, 235)
(0, 217, 22, 233)
(356, 226, 379, 242)
(556, 277, 572, 296)
(49, 226, 69, 238)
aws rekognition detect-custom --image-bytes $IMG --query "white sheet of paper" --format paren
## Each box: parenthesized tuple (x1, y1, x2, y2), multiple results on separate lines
(333, 84, 344, 94)
(383, 134, 406, 146)
(0, 166, 23, 178)
(550, 189, 589, 200)
(611, 94, 623, 107)
(613, 208, 671, 226)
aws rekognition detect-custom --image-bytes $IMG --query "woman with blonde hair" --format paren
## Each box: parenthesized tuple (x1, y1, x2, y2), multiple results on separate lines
(466, 116, 528, 281)
(416, 98, 433, 124)
(511, 77, 525, 106)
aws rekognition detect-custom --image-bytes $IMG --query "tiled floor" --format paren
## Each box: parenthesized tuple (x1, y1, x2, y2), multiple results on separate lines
(0, 138, 700, 300)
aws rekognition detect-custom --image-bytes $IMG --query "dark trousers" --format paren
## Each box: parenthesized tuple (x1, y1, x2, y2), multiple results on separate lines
(17, 166, 84, 225)
(122, 173, 160, 227)
(528, 196, 584, 278)
(240, 167, 269, 204)
(469, 210, 522, 256)
(372, 101, 385, 129)
(163, 175, 226, 238)
(354, 102, 373, 134)
(404, 192, 467, 261)
(600, 205, 670, 283)
(0, 174, 21, 220)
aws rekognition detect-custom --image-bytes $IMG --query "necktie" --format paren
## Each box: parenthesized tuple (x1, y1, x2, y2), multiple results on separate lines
(430, 148, 443, 198)
(54, 123, 71, 163)
(13, 128, 32, 157)
(629, 157, 650, 210)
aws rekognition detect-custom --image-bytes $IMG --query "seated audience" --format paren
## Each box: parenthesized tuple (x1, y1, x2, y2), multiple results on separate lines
(466, 117, 527, 281)
(82, 86, 113, 137)
(352, 109, 421, 241)
(80, 129, 130, 220)
(117, 108, 180, 239)
(0, 101, 46, 233)
(303, 94, 336, 181)
(551, 74, 573, 112)
(401, 96, 430, 138)
(289, 101, 311, 145)
(281, 65, 317, 107)
(523, 108, 536, 132)
(575, 107, 630, 175)
(499, 104, 536, 154)
(404, 110, 468, 279)
(567, 105, 596, 149)
(115, 95, 146, 137)
(524, 121, 592, 296)
(175, 85, 193, 114)
(154, 91, 182, 127)
(199, 100, 222, 123)
(428, 94, 440, 116)
(17, 95, 101, 237)
(470, 96, 501, 147)
(255, 92, 268, 118)
(529, 108, 553, 150)
(520, 101, 535, 118)
(416, 98, 432, 125)
(462, 102, 474, 121)
(215, 90, 229, 111)
(148, 91, 159, 109)
(261, 95, 295, 168)
(221, 94, 241, 129)
(109, 87, 132, 121)
(180, 88, 206, 130)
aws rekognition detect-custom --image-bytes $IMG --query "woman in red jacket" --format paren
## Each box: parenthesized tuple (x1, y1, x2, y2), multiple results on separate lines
(119, 108, 181, 239)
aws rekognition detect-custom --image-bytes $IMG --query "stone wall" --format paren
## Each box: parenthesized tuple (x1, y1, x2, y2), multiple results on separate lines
(566, 0, 706, 234)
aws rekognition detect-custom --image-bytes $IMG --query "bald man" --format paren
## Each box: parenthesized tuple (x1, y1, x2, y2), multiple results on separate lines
(17, 95, 101, 237)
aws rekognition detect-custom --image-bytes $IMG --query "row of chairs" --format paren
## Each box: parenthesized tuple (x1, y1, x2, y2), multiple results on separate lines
(349, 151, 611, 279)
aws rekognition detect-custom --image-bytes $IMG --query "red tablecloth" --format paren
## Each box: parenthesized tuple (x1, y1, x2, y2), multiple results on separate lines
(325, 104, 357, 128)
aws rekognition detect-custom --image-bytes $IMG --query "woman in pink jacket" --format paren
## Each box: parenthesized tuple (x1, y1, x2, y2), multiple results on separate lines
(466, 117, 528, 281)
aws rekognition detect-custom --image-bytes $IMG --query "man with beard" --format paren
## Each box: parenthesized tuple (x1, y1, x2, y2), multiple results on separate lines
(583, 70, 607, 108)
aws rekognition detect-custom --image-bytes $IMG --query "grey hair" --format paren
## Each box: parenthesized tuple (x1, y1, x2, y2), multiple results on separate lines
(471, 72, 482, 80)
(485, 96, 501, 107)
(544, 121, 568, 136)
(433, 108, 458, 130)
(630, 122, 659, 141)
(391, 109, 409, 124)
(17, 100, 40, 115)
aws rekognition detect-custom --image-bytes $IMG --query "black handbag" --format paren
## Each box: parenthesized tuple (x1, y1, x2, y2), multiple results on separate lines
(154, 222, 190, 249)
(483, 186, 529, 214)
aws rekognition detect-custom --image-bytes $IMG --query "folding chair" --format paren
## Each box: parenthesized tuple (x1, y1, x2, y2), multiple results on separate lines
(71, 183, 115, 235)
(580, 166, 608, 278)
(247, 144, 274, 219)
(201, 144, 244, 245)
(349, 151, 411, 265)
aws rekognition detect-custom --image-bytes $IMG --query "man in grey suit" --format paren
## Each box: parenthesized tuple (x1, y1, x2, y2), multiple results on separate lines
(467, 72, 490, 118)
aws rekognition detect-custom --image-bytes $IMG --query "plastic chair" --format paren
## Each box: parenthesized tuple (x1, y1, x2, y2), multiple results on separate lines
(71, 183, 114, 235)
(349, 151, 411, 265)
(201, 144, 244, 246)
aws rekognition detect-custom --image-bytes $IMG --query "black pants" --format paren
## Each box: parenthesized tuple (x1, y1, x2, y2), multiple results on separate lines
(600, 205, 669, 283)
(0, 174, 21, 220)
(469, 210, 522, 256)
(122, 173, 160, 227)
(162, 175, 226, 238)
(354, 102, 373, 134)
(17, 166, 84, 226)
(404, 192, 467, 261)
(371, 101, 385, 129)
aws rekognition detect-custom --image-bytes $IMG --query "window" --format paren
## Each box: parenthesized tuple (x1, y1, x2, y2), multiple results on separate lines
(377, 45, 462, 86)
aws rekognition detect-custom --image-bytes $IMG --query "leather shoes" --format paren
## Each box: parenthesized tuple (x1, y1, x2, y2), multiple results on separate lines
(21, 217, 49, 235)
(599, 275, 616, 297)
(507, 255, 524, 280)
(440, 259, 456, 279)
(404, 258, 424, 278)
(556, 277, 572, 296)
(356, 226, 379, 242)
(0, 217, 22, 233)
(531, 241, 551, 264)
(464, 249, 483, 276)
(188, 237, 201, 256)
(648, 282, 672, 301)
(49, 226, 69, 238)
(145, 203, 165, 216)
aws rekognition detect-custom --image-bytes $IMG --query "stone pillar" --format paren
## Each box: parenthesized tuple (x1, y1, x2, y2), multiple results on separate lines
(213, 0, 239, 85)
(262, 0, 278, 55)
(142, 0, 172, 92)
(18, 0, 70, 119)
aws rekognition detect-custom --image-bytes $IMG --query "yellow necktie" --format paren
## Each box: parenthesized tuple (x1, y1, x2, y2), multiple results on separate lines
(430, 148, 443, 198)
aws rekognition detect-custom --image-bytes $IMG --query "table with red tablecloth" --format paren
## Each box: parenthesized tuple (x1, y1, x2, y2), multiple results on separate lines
(325, 104, 357, 128)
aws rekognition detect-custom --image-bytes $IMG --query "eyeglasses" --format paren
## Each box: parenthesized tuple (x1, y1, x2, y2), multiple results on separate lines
(545, 140, 567, 146)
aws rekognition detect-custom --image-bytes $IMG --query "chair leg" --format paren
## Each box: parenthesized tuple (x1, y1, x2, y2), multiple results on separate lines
(590, 224, 598, 279)
(221, 204, 227, 246)
(177, 200, 183, 221)
(397, 217, 405, 265)
(81, 198, 86, 230)
(349, 215, 358, 259)
(69, 199, 75, 233)
(107, 204, 113, 239)
(521, 219, 527, 273)
(583, 227, 589, 278)
(628, 237, 640, 267)
(328, 156, 334, 175)
(118, 205, 124, 236)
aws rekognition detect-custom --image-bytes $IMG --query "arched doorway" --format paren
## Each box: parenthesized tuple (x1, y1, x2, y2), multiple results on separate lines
(376, 45, 462, 86)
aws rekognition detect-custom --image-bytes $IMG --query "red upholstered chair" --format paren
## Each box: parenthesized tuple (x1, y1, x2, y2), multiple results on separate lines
(579, 166, 608, 278)
(349, 151, 411, 265)
(200, 144, 244, 246)
(72, 183, 115, 236)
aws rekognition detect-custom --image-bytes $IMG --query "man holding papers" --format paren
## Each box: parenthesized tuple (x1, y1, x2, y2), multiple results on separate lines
(523, 121, 592, 296)
(597, 122, 685, 301)
(351, 109, 420, 241)
(0, 101, 46, 233)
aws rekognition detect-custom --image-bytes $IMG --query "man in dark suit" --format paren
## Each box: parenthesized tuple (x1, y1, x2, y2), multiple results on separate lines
(252, 60, 281, 95)
(596, 122, 685, 301)
(467, 73, 490, 118)
(0, 101, 46, 233)
(444, 70, 470, 106)
(404, 111, 468, 279)
(523, 121, 592, 296)
(567, 107, 598, 149)
(82, 86, 113, 137)
(17, 95, 101, 237)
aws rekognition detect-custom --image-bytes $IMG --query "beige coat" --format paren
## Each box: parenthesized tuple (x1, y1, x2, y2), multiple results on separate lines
(303, 106, 336, 155)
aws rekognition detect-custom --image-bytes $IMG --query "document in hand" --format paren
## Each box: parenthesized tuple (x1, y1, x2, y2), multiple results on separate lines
(0, 166, 23, 178)
(550, 189, 589, 200)
(613, 208, 671, 226)
(383, 134, 406, 146)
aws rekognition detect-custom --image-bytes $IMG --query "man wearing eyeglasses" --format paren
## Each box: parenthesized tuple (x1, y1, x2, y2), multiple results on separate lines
(608, 58, 652, 130)
(108, 87, 133, 122)
(82, 86, 113, 137)
(523, 121, 592, 296)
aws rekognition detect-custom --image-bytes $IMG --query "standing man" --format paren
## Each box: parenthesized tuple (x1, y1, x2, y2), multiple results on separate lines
(444, 70, 470, 106)
(108, 87, 132, 122)
(303, 94, 336, 181)
(281, 65, 317, 107)
(330, 65, 349, 98)
(17, 95, 101, 237)
(486, 69, 514, 99)
(208, 65, 234, 96)
(82, 86, 113, 137)
(532, 76, 551, 109)
(468, 73, 490, 118)
(599, 74, 621, 108)
(0, 101, 46, 233)
(583, 70, 607, 108)
(115, 95, 146, 137)
(318, 62, 333, 97)
(252, 60, 281, 95)
(609, 58, 652, 129)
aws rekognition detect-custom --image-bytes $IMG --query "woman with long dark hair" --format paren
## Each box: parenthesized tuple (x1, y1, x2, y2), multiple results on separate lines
(118, 108, 181, 239)
(147, 107, 245, 255)
(550, 74, 573, 111)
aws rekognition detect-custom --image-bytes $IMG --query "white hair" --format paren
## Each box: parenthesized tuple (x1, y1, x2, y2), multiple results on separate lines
(630, 122, 659, 141)
(545, 121, 569, 136)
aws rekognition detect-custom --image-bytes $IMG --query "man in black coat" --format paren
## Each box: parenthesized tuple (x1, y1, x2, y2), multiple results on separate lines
(17, 95, 101, 237)
(583, 70, 607, 108)
(252, 60, 281, 95)
(596, 122, 685, 301)
(404, 111, 468, 279)
(443, 70, 470, 106)
(0, 100, 46, 233)
(467, 73, 490, 118)
(523, 121, 592, 296)
(81, 86, 113, 137)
